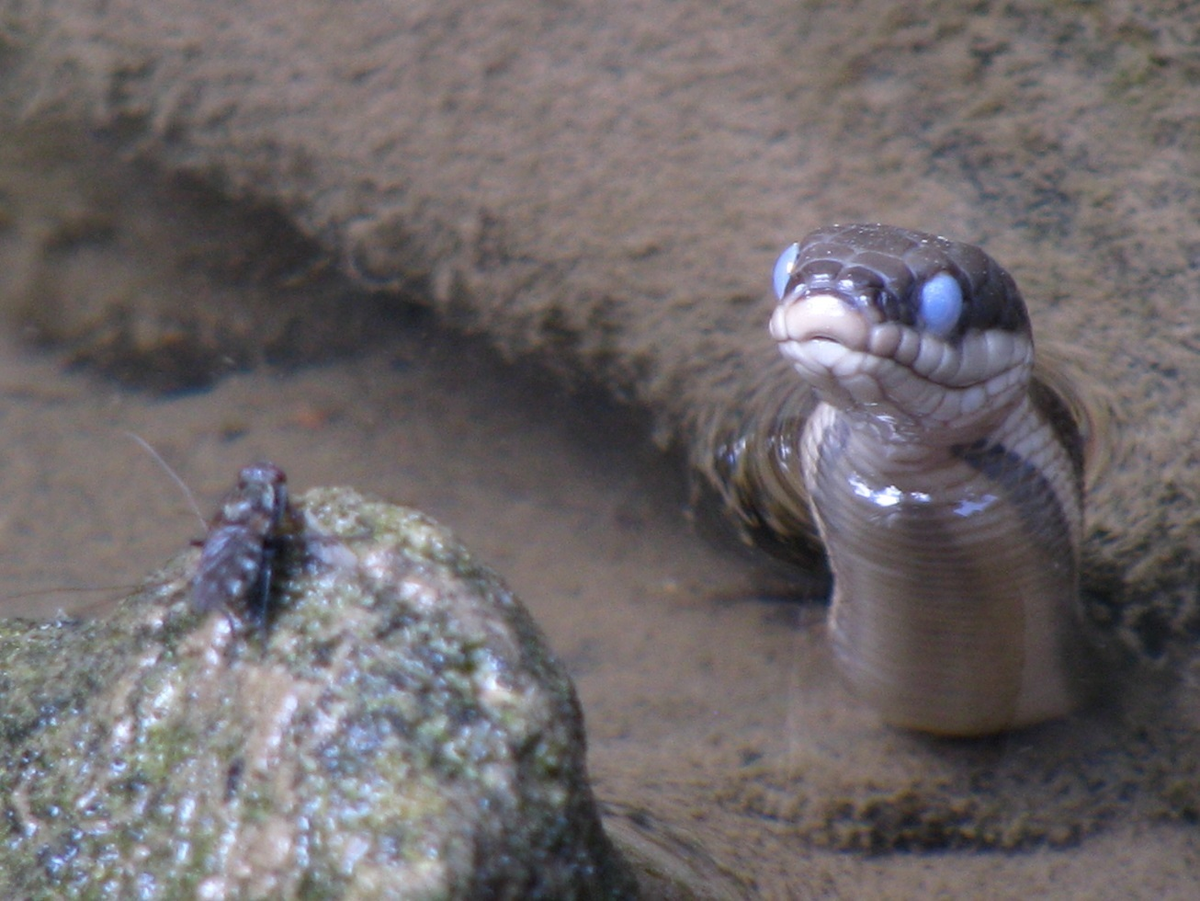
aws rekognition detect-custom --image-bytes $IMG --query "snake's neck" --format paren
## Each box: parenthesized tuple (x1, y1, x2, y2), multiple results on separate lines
(802, 395, 1081, 538)
(800, 394, 1089, 735)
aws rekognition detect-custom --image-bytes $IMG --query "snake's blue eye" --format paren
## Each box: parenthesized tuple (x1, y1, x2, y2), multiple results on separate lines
(918, 272, 963, 338)
(772, 243, 801, 300)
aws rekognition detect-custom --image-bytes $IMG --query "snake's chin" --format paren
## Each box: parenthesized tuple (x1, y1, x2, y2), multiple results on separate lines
(772, 292, 1033, 442)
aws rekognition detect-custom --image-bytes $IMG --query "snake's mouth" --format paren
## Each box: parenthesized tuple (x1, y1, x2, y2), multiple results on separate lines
(771, 291, 1032, 430)
(769, 292, 874, 350)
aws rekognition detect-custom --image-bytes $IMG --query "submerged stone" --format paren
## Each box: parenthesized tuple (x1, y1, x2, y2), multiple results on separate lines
(0, 484, 636, 899)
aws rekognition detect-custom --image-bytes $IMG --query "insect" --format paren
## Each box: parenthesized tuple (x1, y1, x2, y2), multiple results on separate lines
(191, 461, 295, 622)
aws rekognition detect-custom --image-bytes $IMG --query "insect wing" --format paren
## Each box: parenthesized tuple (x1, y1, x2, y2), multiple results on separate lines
(191, 522, 267, 613)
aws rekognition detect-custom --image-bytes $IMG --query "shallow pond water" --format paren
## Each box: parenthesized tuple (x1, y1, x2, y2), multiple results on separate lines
(0, 108, 1197, 898)
(3, 315, 1200, 896)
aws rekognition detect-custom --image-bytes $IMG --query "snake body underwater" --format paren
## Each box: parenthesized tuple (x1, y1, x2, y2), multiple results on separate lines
(710, 223, 1103, 737)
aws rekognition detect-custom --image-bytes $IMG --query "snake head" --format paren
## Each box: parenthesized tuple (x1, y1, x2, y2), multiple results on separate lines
(769, 223, 1034, 444)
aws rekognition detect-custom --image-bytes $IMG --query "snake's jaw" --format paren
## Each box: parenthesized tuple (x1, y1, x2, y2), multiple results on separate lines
(772, 290, 1034, 447)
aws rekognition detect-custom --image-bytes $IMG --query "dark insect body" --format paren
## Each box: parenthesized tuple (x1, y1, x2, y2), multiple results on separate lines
(191, 461, 294, 621)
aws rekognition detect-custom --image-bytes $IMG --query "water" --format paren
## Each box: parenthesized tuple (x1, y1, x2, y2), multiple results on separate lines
(2, 142, 1198, 898)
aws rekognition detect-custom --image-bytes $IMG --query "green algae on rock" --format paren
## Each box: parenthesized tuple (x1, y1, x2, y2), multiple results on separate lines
(0, 484, 636, 899)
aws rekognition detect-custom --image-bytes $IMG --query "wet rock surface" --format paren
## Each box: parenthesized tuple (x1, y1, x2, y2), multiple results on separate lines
(0, 484, 635, 899)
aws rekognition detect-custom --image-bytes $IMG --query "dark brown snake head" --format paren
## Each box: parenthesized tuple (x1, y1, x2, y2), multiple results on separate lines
(771, 223, 1030, 339)
(770, 224, 1041, 447)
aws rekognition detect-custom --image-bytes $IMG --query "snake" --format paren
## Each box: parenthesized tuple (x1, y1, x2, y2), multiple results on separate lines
(707, 223, 1104, 736)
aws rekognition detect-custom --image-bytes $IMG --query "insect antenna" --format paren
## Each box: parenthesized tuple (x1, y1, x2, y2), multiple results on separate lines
(1, 433, 209, 617)
(122, 431, 208, 531)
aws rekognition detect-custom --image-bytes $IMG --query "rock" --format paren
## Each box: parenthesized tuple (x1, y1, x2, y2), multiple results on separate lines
(0, 481, 636, 899)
